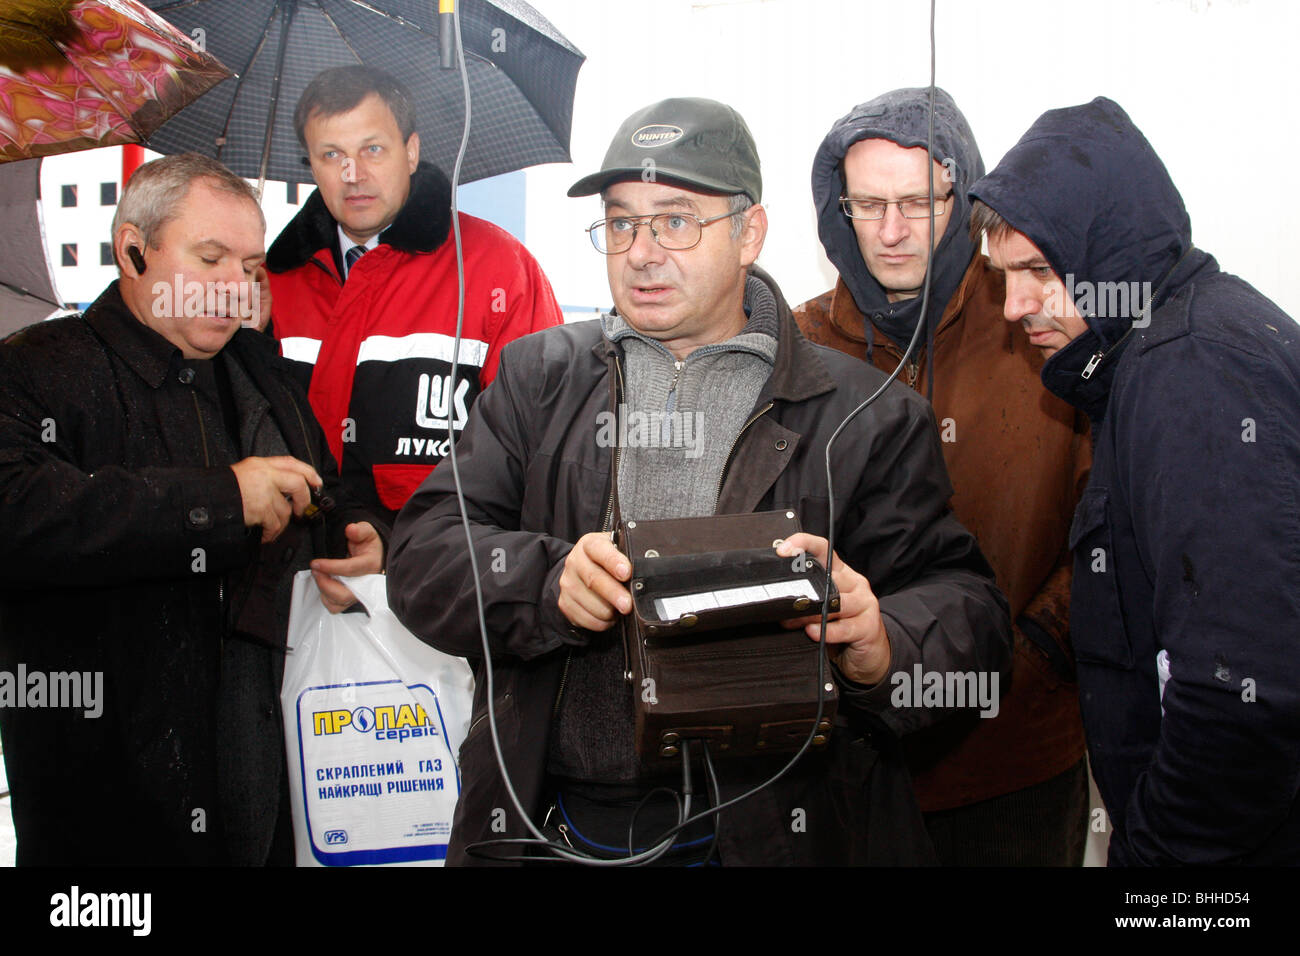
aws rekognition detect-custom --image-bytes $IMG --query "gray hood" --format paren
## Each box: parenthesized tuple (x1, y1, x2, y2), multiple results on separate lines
(811, 87, 984, 357)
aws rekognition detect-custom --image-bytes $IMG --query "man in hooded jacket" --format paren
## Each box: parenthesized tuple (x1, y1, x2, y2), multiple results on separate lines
(970, 96, 1300, 865)
(796, 88, 1091, 864)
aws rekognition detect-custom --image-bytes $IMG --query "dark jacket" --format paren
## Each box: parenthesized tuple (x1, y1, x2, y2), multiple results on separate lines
(388, 266, 1011, 865)
(971, 96, 1300, 864)
(800, 88, 1089, 811)
(0, 283, 379, 865)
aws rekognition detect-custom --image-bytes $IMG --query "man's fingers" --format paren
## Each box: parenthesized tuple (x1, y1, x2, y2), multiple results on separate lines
(261, 495, 292, 542)
(311, 554, 381, 578)
(270, 472, 314, 516)
(583, 534, 631, 580)
(266, 456, 323, 488)
(776, 532, 831, 567)
(558, 591, 616, 632)
(569, 576, 622, 622)
(562, 557, 625, 620)
(313, 569, 358, 613)
(557, 532, 634, 631)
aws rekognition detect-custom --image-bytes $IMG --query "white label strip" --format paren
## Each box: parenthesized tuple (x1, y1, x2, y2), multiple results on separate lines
(653, 579, 818, 621)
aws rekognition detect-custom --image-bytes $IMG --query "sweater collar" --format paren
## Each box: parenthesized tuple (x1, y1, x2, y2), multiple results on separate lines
(595, 265, 834, 405)
(266, 161, 454, 272)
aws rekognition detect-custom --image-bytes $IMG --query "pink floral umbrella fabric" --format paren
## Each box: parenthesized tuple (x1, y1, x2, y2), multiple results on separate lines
(0, 0, 231, 162)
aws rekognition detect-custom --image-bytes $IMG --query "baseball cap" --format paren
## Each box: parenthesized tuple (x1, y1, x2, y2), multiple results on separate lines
(568, 97, 762, 203)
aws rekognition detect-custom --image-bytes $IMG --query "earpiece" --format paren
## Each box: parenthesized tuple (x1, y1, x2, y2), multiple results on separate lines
(127, 246, 147, 275)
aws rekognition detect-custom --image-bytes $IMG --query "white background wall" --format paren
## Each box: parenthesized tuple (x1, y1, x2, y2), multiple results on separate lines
(523, 0, 1300, 318)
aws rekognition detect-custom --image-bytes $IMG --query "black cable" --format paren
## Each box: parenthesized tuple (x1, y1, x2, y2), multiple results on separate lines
(627, 787, 685, 858)
(699, 739, 721, 866)
(818, 0, 938, 680)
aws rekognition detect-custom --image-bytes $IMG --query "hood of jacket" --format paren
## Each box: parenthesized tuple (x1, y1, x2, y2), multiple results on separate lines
(266, 161, 454, 272)
(969, 96, 1213, 418)
(812, 87, 984, 352)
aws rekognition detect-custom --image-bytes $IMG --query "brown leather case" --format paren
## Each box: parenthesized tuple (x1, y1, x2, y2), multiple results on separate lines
(618, 510, 839, 767)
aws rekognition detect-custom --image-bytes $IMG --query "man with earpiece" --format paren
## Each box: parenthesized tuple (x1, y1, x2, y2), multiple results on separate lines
(0, 153, 386, 865)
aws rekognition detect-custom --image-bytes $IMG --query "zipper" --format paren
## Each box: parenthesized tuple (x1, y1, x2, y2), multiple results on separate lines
(598, 355, 627, 539)
(286, 389, 321, 472)
(466, 692, 510, 740)
(663, 359, 684, 417)
(710, 402, 774, 513)
(904, 360, 919, 388)
(1080, 326, 1135, 381)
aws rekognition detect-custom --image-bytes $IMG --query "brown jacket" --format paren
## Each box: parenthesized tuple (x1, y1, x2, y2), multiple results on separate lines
(796, 254, 1089, 811)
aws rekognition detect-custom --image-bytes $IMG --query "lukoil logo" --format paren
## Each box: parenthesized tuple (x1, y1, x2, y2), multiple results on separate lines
(312, 702, 440, 742)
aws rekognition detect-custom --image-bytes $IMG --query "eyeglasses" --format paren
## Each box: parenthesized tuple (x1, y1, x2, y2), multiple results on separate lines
(587, 210, 744, 255)
(839, 191, 954, 221)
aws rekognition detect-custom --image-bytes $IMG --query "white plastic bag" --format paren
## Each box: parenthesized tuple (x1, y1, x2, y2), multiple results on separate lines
(281, 571, 474, 866)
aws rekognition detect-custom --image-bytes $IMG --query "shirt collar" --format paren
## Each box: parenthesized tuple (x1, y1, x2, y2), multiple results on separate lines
(337, 227, 380, 276)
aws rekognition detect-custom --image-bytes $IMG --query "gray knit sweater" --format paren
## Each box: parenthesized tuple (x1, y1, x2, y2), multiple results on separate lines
(547, 274, 780, 784)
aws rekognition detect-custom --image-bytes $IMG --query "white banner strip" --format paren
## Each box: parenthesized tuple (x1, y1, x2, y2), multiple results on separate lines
(355, 333, 489, 368)
(280, 337, 323, 365)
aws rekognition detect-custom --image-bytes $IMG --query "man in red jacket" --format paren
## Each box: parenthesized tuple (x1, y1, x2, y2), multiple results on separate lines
(266, 66, 563, 522)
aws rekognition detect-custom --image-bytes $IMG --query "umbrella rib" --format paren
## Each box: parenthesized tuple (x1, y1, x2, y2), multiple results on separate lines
(0, 279, 61, 310)
(257, 2, 298, 187)
(315, 1, 369, 63)
(208, 1, 285, 159)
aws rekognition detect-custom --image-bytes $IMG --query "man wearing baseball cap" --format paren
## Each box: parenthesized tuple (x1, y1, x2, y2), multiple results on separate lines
(388, 98, 1010, 865)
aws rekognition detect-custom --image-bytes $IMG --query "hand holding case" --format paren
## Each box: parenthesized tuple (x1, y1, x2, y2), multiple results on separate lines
(618, 509, 839, 766)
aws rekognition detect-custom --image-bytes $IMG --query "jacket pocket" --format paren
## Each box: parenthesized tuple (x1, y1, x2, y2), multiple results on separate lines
(1066, 487, 1133, 668)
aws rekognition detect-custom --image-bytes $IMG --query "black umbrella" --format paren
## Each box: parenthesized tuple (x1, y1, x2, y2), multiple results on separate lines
(0, 159, 65, 336)
(141, 0, 584, 185)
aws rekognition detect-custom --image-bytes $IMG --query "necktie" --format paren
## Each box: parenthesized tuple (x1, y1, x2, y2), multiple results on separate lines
(345, 244, 365, 279)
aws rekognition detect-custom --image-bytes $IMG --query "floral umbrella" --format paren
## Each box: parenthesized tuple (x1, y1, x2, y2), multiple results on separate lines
(0, 0, 232, 162)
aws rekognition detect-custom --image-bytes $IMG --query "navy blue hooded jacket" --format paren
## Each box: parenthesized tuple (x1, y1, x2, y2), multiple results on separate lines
(971, 97, 1300, 865)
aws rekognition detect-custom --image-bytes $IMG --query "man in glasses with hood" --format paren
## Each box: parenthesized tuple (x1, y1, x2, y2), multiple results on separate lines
(796, 88, 1091, 865)
(970, 97, 1300, 865)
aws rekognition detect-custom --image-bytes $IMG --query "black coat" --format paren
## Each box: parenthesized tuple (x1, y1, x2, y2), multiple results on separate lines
(0, 283, 380, 865)
(972, 97, 1300, 864)
(388, 267, 1011, 865)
